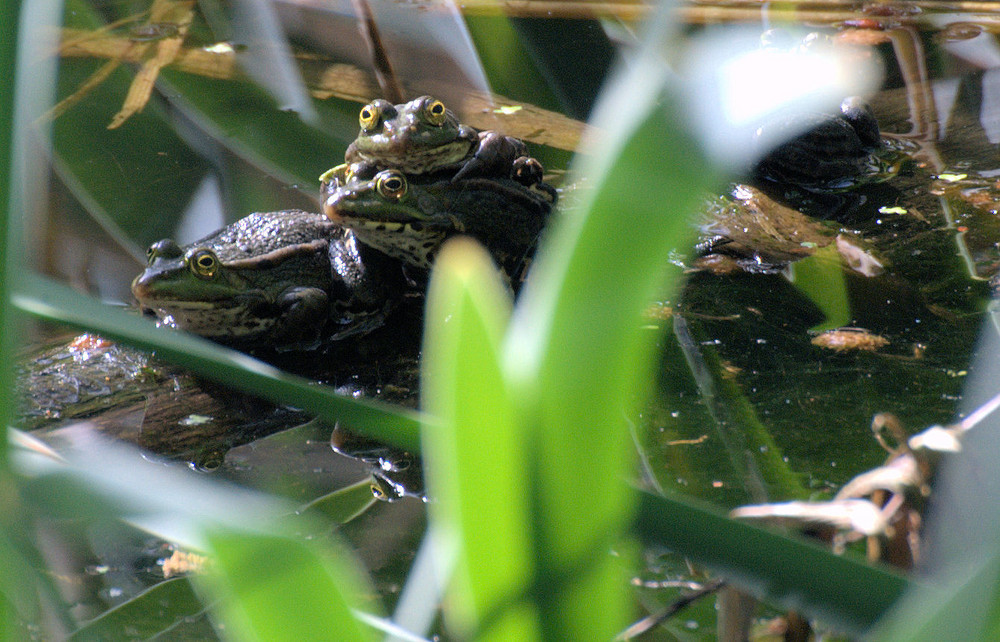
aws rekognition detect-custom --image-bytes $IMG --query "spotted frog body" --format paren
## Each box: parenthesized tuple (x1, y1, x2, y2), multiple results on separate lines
(752, 96, 888, 191)
(345, 95, 537, 184)
(131, 210, 402, 350)
(322, 167, 556, 283)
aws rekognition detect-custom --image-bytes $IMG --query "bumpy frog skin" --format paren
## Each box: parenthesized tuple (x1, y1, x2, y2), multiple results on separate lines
(131, 210, 396, 350)
(345, 96, 479, 174)
(345, 95, 531, 182)
(322, 168, 556, 280)
(752, 96, 887, 191)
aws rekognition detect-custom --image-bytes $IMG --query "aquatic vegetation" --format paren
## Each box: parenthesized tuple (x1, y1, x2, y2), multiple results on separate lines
(3, 0, 1000, 640)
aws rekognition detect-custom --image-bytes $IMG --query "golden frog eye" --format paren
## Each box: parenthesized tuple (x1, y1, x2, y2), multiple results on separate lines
(423, 98, 447, 126)
(188, 249, 219, 279)
(359, 102, 382, 132)
(375, 170, 407, 200)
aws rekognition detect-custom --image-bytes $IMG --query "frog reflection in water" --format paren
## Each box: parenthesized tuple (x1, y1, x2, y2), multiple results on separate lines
(345, 95, 533, 182)
(131, 210, 401, 351)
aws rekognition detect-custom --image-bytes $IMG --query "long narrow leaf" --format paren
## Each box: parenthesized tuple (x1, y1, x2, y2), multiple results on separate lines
(11, 273, 423, 452)
(0, 0, 19, 454)
(502, 17, 716, 637)
(69, 578, 210, 640)
(421, 238, 538, 638)
(200, 528, 375, 642)
(635, 490, 909, 635)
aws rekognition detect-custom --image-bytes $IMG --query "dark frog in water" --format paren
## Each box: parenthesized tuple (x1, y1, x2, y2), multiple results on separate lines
(131, 210, 401, 350)
(321, 167, 556, 283)
(752, 96, 893, 192)
(345, 95, 536, 183)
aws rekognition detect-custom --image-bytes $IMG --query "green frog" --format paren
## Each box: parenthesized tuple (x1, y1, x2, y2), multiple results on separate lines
(131, 210, 401, 350)
(321, 168, 556, 283)
(345, 95, 533, 183)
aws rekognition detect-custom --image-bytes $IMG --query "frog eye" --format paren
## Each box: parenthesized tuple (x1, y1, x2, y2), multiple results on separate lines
(188, 249, 219, 279)
(375, 170, 407, 200)
(146, 239, 181, 264)
(423, 99, 448, 126)
(359, 101, 384, 132)
(370, 482, 390, 501)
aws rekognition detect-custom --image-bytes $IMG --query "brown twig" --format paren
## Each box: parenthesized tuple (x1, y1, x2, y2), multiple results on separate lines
(56, 28, 591, 151)
(107, 0, 196, 129)
(349, 0, 404, 103)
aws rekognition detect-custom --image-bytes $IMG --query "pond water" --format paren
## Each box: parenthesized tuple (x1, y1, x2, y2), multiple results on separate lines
(17, 0, 1000, 638)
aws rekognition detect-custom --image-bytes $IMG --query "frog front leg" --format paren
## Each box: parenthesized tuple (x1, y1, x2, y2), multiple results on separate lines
(272, 286, 330, 351)
(451, 131, 528, 182)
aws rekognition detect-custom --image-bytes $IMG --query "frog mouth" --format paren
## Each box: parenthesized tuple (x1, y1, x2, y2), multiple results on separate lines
(323, 207, 410, 235)
(139, 300, 276, 339)
(362, 140, 470, 172)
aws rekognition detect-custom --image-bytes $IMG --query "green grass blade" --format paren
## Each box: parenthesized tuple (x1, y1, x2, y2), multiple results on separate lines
(502, 31, 717, 637)
(0, 0, 19, 460)
(635, 490, 909, 635)
(421, 239, 538, 638)
(11, 272, 422, 452)
(16, 422, 379, 639)
(200, 528, 375, 642)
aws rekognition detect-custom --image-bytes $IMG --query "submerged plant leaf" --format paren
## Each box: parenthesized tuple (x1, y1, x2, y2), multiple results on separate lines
(11, 273, 423, 452)
(789, 242, 852, 332)
(69, 577, 211, 640)
(296, 477, 378, 525)
(672, 315, 805, 501)
(421, 238, 537, 638)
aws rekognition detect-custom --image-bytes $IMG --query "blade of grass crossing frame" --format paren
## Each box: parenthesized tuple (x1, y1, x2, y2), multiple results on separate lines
(200, 529, 375, 641)
(503, 35, 717, 638)
(422, 238, 539, 639)
(11, 273, 423, 452)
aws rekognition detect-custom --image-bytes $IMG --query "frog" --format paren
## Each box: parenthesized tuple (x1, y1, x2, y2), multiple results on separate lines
(131, 210, 402, 350)
(751, 96, 888, 191)
(321, 167, 556, 284)
(344, 95, 535, 184)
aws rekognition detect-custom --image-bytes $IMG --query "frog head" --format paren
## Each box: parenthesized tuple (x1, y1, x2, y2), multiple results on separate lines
(345, 96, 478, 174)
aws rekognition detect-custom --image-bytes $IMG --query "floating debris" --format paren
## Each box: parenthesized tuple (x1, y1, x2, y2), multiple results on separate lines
(811, 327, 889, 352)
(161, 549, 209, 578)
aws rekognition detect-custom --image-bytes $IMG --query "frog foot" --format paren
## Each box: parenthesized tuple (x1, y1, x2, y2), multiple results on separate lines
(272, 286, 330, 351)
(451, 131, 528, 182)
